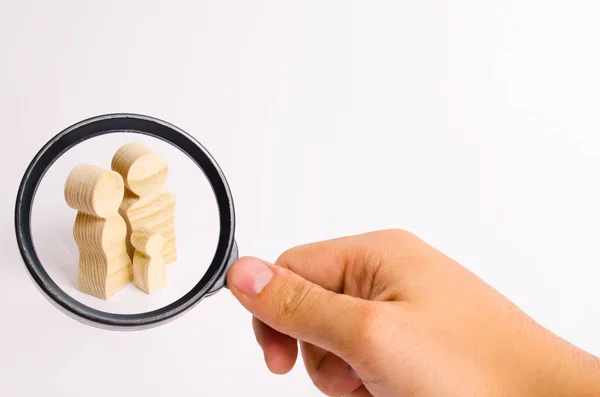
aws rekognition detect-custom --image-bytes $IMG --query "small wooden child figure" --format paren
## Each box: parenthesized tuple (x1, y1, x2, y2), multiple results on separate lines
(131, 228, 166, 294)
(64, 164, 133, 300)
(111, 142, 177, 264)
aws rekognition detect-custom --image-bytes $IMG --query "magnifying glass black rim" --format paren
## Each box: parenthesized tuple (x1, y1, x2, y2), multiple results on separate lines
(14, 113, 235, 330)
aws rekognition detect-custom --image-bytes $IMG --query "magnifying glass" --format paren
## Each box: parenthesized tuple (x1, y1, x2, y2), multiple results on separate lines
(15, 114, 238, 331)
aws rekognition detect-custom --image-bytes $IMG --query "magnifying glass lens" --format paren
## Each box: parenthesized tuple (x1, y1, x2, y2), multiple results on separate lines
(32, 132, 218, 313)
(15, 115, 237, 330)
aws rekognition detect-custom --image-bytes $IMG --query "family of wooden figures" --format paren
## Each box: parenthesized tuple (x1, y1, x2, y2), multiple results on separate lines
(64, 142, 176, 300)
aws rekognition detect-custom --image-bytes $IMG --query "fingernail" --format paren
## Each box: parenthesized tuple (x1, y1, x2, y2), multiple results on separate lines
(230, 257, 274, 296)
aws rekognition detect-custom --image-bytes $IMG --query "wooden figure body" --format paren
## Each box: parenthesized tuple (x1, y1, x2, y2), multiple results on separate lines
(111, 142, 177, 264)
(64, 164, 133, 300)
(131, 228, 166, 294)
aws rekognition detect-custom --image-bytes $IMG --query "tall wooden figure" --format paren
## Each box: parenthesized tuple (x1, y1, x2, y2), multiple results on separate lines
(64, 164, 133, 300)
(111, 142, 177, 264)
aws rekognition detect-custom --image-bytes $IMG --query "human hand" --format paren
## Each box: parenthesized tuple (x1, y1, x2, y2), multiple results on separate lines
(226, 230, 600, 396)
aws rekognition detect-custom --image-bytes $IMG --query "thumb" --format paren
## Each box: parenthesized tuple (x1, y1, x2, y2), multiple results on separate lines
(227, 256, 367, 354)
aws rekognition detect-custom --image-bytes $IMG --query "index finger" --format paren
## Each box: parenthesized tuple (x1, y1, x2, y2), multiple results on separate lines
(274, 229, 416, 294)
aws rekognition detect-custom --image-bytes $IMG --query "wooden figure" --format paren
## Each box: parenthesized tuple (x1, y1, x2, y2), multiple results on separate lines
(111, 142, 177, 264)
(131, 228, 166, 294)
(64, 164, 133, 300)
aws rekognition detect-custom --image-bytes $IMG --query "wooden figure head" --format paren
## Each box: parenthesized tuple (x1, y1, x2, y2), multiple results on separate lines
(111, 142, 168, 196)
(64, 164, 125, 218)
(131, 228, 165, 257)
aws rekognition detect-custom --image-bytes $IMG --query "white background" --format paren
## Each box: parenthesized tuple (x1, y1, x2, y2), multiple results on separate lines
(1, 1, 600, 396)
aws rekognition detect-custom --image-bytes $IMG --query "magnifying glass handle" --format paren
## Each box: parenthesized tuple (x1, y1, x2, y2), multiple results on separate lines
(206, 240, 238, 296)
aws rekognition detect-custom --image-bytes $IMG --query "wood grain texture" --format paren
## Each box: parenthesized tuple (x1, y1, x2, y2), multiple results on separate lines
(131, 228, 166, 294)
(111, 142, 177, 264)
(64, 164, 133, 300)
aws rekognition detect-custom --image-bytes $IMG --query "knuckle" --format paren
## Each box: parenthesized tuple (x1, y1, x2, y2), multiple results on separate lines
(275, 246, 302, 270)
(371, 228, 425, 257)
(306, 364, 351, 397)
(364, 228, 417, 250)
(383, 228, 415, 242)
